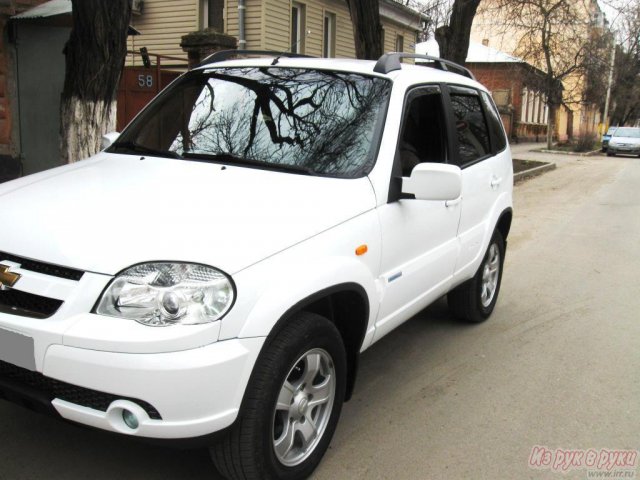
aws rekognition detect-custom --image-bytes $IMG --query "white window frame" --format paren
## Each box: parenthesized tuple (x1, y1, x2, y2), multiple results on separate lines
(521, 88, 528, 123)
(395, 34, 404, 53)
(291, 3, 306, 54)
(201, 0, 224, 30)
(323, 11, 336, 58)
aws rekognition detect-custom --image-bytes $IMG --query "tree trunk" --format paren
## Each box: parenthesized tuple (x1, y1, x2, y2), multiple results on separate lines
(546, 105, 555, 150)
(435, 0, 481, 64)
(60, 0, 132, 163)
(345, 0, 384, 60)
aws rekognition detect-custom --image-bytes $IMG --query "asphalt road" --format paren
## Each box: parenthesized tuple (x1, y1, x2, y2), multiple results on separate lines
(1, 150, 639, 480)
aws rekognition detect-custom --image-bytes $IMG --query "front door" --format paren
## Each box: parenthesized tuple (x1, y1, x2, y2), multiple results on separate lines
(374, 85, 461, 341)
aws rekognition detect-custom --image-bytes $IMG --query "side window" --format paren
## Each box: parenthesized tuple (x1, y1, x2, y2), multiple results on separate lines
(398, 86, 448, 176)
(481, 91, 507, 152)
(449, 91, 490, 166)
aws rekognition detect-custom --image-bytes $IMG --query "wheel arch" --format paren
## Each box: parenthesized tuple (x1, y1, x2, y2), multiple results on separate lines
(496, 207, 513, 241)
(256, 283, 369, 403)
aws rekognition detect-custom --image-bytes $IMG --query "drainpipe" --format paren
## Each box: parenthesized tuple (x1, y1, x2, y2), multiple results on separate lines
(238, 0, 246, 49)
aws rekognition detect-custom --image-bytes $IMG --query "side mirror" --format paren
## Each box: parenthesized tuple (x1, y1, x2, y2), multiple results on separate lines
(101, 131, 120, 150)
(402, 163, 462, 201)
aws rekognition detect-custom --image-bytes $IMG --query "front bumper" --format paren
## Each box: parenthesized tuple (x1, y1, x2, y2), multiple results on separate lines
(608, 145, 640, 155)
(0, 254, 266, 440)
(0, 336, 264, 439)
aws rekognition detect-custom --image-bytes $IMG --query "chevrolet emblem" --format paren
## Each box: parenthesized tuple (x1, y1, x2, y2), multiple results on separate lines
(0, 264, 21, 290)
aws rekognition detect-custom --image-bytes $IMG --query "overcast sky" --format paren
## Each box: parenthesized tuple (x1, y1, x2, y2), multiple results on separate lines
(598, 0, 633, 27)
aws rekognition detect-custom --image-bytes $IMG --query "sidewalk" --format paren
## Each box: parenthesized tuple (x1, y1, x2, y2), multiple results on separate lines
(510, 142, 607, 167)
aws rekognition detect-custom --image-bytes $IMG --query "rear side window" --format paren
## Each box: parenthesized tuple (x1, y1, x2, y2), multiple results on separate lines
(450, 91, 490, 166)
(481, 91, 507, 152)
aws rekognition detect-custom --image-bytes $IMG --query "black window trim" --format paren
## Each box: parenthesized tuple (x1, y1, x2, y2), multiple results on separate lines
(480, 90, 508, 156)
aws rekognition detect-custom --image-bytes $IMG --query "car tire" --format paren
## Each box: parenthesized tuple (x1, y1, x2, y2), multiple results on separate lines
(210, 312, 346, 480)
(447, 229, 505, 323)
(607, 152, 615, 157)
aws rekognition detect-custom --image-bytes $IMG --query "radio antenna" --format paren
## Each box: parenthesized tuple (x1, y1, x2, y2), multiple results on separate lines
(272, 29, 311, 65)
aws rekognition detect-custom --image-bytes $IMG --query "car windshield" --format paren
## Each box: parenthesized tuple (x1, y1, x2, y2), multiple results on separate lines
(111, 67, 391, 177)
(612, 127, 640, 138)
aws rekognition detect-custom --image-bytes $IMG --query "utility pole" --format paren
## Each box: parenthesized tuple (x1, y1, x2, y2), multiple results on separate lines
(602, 35, 617, 130)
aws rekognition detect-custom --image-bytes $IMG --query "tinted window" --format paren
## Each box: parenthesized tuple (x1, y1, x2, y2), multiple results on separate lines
(450, 92, 490, 165)
(398, 86, 448, 176)
(481, 91, 507, 152)
(113, 67, 391, 178)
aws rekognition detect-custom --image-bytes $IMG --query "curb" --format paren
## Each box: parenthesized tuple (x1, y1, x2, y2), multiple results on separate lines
(513, 161, 556, 183)
(536, 149, 601, 156)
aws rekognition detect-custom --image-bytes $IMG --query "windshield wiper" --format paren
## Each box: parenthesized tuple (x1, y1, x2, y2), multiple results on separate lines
(182, 152, 314, 175)
(110, 141, 183, 159)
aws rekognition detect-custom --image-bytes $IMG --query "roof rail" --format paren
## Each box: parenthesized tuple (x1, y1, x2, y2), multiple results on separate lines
(374, 53, 476, 80)
(199, 49, 313, 67)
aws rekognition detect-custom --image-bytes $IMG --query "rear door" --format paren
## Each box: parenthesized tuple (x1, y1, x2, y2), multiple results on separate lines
(446, 86, 510, 278)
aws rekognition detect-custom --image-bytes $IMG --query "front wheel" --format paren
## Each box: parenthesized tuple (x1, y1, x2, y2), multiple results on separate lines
(448, 229, 505, 323)
(211, 312, 346, 480)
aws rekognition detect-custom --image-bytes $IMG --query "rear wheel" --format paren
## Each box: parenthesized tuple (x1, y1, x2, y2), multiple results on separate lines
(448, 229, 505, 323)
(211, 312, 346, 480)
(607, 151, 615, 157)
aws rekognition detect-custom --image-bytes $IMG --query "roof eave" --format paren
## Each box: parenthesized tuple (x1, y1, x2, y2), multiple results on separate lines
(379, 0, 427, 31)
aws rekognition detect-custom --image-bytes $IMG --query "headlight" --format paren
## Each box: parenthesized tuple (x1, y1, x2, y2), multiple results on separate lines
(95, 263, 235, 326)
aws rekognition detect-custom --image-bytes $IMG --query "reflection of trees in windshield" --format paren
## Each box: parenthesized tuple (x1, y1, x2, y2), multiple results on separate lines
(124, 68, 390, 177)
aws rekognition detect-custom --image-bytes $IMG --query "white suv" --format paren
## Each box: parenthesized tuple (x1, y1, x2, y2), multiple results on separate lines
(0, 51, 513, 479)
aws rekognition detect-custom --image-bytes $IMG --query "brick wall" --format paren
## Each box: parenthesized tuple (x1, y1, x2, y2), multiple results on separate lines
(468, 63, 524, 118)
(468, 62, 551, 142)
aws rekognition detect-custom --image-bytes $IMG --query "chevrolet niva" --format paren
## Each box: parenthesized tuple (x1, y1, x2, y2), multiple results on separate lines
(0, 51, 513, 479)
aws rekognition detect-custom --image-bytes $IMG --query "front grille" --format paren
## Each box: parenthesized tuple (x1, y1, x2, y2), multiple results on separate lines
(0, 288, 63, 319)
(0, 251, 84, 281)
(0, 360, 162, 420)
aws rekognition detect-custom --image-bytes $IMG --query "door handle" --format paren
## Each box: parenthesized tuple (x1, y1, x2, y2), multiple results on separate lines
(491, 176, 502, 188)
(445, 197, 461, 207)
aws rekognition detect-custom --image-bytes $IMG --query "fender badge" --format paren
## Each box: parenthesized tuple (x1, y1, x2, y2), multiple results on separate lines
(0, 264, 21, 290)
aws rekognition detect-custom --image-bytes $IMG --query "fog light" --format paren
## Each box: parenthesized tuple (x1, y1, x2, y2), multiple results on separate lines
(122, 409, 139, 429)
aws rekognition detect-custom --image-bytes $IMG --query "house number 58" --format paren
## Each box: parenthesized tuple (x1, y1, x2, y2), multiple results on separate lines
(138, 74, 153, 88)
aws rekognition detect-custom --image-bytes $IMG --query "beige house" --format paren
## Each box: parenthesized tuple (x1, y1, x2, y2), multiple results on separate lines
(127, 0, 424, 63)
(470, 0, 606, 141)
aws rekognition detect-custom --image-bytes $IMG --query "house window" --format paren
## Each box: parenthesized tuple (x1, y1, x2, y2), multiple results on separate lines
(291, 3, 306, 54)
(323, 12, 336, 58)
(395, 34, 404, 53)
(202, 0, 224, 31)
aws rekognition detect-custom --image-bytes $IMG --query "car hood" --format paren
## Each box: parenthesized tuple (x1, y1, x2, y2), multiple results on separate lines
(0, 153, 376, 275)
